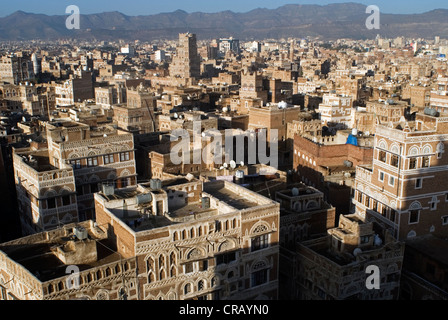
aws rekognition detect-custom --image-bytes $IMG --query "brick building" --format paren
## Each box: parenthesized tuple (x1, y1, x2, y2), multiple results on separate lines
(277, 183, 336, 299)
(294, 214, 404, 300)
(169, 33, 201, 85)
(293, 131, 374, 215)
(94, 178, 280, 300)
(0, 221, 137, 300)
(353, 112, 448, 241)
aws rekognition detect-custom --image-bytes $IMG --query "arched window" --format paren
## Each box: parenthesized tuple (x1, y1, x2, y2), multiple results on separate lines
(184, 283, 192, 295)
(198, 280, 204, 291)
(170, 266, 176, 278)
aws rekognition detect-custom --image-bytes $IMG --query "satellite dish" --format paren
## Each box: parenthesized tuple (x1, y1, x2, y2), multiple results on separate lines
(223, 163, 228, 168)
(240, 161, 245, 167)
(220, 166, 224, 170)
(292, 188, 299, 196)
(230, 160, 236, 169)
(174, 113, 178, 119)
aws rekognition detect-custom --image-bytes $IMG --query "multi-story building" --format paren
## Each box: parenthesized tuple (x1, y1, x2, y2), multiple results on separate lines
(318, 93, 353, 127)
(45, 120, 137, 221)
(0, 220, 138, 300)
(13, 119, 138, 234)
(0, 55, 34, 85)
(112, 84, 158, 134)
(352, 111, 448, 241)
(13, 144, 79, 235)
(54, 71, 94, 107)
(294, 214, 405, 300)
(169, 33, 201, 84)
(293, 129, 374, 215)
(430, 77, 448, 113)
(219, 38, 241, 56)
(352, 99, 409, 135)
(94, 177, 280, 300)
(276, 183, 336, 299)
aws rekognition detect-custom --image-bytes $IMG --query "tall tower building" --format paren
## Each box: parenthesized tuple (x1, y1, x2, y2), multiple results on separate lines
(353, 111, 448, 241)
(170, 33, 201, 82)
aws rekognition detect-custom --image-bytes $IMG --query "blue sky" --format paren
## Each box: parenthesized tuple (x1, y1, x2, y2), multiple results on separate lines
(2, 0, 448, 17)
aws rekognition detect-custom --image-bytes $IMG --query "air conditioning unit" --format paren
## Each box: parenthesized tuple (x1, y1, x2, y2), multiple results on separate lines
(74, 226, 88, 241)
(102, 184, 115, 196)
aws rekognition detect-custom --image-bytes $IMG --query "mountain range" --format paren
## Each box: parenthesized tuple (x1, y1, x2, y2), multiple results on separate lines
(1, 3, 448, 42)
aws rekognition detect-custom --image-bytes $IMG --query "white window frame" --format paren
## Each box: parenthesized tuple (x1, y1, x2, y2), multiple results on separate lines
(379, 171, 385, 182)
(415, 178, 423, 189)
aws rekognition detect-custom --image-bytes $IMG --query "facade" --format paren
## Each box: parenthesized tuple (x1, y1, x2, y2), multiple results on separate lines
(430, 77, 448, 113)
(169, 33, 201, 83)
(353, 112, 448, 241)
(318, 93, 353, 127)
(400, 234, 448, 300)
(294, 214, 405, 300)
(112, 85, 158, 134)
(0, 221, 137, 300)
(54, 71, 94, 106)
(219, 38, 241, 55)
(0, 55, 34, 85)
(13, 145, 79, 235)
(94, 178, 280, 300)
(277, 183, 336, 299)
(293, 130, 374, 215)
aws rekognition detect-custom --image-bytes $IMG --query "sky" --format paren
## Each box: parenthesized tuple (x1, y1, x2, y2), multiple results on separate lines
(2, 0, 448, 17)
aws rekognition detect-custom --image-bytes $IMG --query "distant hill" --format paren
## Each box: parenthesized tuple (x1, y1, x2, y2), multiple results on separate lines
(1, 3, 448, 41)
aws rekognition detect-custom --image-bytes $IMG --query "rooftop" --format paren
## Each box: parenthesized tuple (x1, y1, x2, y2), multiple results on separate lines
(0, 222, 117, 282)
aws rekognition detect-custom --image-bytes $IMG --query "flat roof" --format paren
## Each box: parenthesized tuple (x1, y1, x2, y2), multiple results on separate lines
(0, 235, 119, 282)
(204, 182, 260, 210)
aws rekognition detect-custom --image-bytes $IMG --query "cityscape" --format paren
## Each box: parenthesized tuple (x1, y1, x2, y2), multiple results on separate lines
(0, 1, 447, 304)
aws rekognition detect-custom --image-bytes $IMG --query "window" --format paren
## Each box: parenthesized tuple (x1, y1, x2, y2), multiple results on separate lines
(70, 159, 81, 169)
(409, 210, 420, 224)
(390, 210, 397, 223)
(379, 151, 387, 162)
(422, 156, 430, 168)
(360, 236, 370, 244)
(120, 152, 130, 162)
(184, 262, 194, 274)
(379, 171, 385, 182)
(373, 200, 378, 212)
(103, 154, 114, 164)
(251, 269, 268, 287)
(47, 198, 56, 209)
(442, 216, 448, 226)
(357, 192, 363, 203)
(62, 195, 71, 206)
(87, 157, 98, 167)
(198, 280, 204, 291)
(389, 176, 395, 187)
(199, 260, 208, 272)
(216, 252, 236, 265)
(391, 155, 399, 167)
(415, 178, 422, 189)
(251, 234, 269, 252)
(409, 158, 417, 169)
(184, 283, 192, 295)
(90, 183, 99, 193)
